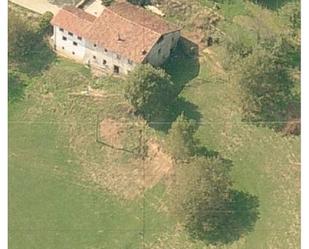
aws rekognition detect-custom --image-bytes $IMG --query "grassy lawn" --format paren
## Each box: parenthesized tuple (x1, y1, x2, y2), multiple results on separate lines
(180, 63, 300, 249)
(9, 1, 300, 248)
(8, 55, 300, 249)
(8, 59, 175, 249)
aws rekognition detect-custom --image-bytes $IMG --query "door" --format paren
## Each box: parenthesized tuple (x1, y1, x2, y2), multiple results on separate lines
(113, 65, 120, 74)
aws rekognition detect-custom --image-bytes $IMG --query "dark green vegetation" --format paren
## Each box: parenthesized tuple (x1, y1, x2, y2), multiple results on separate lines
(101, 0, 114, 7)
(9, 1, 300, 249)
(127, 0, 151, 6)
(125, 64, 175, 121)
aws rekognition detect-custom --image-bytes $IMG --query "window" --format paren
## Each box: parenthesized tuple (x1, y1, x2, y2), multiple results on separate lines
(62, 36, 67, 41)
(77, 36, 82, 40)
(62, 46, 64, 50)
(60, 28, 64, 32)
(103, 59, 107, 65)
(104, 48, 108, 52)
(94, 44, 97, 47)
(68, 32, 73, 36)
(113, 65, 120, 74)
(158, 48, 162, 55)
(73, 41, 78, 46)
(72, 51, 75, 55)
(93, 55, 96, 59)
(116, 54, 121, 60)
(128, 59, 133, 65)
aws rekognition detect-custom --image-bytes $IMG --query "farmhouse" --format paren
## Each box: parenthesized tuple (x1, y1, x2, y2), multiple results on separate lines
(50, 2, 181, 75)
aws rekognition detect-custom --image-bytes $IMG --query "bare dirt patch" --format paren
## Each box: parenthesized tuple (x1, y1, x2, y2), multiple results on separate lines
(141, 139, 174, 189)
(83, 138, 174, 200)
(99, 118, 125, 147)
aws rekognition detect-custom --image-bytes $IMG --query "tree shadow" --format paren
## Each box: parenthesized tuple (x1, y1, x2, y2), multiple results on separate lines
(148, 96, 202, 132)
(189, 190, 260, 245)
(8, 70, 27, 103)
(162, 36, 200, 95)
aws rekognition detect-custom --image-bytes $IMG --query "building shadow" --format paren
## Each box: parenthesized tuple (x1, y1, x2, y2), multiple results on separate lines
(162, 36, 200, 95)
(149, 36, 201, 132)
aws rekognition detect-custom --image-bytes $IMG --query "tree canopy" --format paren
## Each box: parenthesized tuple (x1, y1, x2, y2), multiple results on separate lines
(124, 64, 175, 120)
(8, 10, 39, 61)
(236, 38, 296, 128)
(166, 113, 197, 160)
(169, 156, 233, 242)
(127, 0, 150, 6)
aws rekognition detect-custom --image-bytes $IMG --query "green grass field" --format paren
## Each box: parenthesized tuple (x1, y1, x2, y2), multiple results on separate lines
(9, 0, 300, 247)
(9, 55, 300, 249)
(8, 59, 175, 249)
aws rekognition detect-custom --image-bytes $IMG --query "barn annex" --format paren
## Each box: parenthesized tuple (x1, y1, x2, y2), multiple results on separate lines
(50, 2, 181, 75)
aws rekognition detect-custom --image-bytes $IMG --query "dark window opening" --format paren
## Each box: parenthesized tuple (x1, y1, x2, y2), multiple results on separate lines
(68, 32, 73, 36)
(104, 48, 108, 52)
(158, 36, 164, 43)
(62, 36, 67, 41)
(62, 46, 64, 50)
(72, 51, 75, 55)
(116, 54, 121, 60)
(103, 59, 107, 65)
(93, 55, 96, 59)
(73, 41, 78, 46)
(94, 44, 97, 47)
(60, 28, 64, 32)
(128, 59, 133, 65)
(77, 36, 82, 40)
(113, 65, 120, 74)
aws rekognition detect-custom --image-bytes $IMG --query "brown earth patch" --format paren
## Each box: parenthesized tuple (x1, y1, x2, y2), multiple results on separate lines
(99, 118, 125, 147)
(83, 139, 174, 200)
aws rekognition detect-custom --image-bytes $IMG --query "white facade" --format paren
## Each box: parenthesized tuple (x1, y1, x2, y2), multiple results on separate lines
(53, 26, 86, 63)
(52, 25, 180, 75)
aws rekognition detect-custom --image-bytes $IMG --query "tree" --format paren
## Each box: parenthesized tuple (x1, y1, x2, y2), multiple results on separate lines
(170, 156, 233, 242)
(166, 113, 197, 160)
(124, 64, 175, 120)
(169, 156, 259, 244)
(127, 0, 150, 6)
(236, 38, 296, 130)
(101, 0, 113, 6)
(8, 10, 39, 61)
(37, 11, 54, 35)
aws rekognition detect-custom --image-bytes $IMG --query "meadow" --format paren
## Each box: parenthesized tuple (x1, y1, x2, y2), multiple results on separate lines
(9, 0, 300, 248)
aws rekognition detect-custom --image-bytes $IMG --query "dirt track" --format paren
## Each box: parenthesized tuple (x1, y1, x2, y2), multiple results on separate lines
(9, 0, 60, 14)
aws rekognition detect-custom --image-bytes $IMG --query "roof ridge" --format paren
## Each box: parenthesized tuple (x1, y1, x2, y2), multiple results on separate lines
(62, 6, 95, 22)
(104, 7, 162, 36)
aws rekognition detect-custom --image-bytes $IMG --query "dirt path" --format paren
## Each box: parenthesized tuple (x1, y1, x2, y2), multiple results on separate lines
(9, 0, 60, 14)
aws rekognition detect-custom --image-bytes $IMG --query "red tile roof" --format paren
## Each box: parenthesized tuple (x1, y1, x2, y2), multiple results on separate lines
(85, 8, 162, 63)
(51, 6, 96, 38)
(51, 3, 181, 63)
(108, 2, 181, 34)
